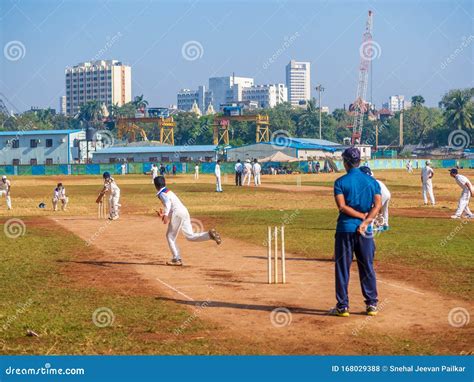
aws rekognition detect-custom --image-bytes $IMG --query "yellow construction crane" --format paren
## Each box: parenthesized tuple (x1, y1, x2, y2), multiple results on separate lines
(116, 117, 176, 145)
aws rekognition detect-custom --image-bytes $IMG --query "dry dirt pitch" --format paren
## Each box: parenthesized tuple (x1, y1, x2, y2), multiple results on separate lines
(1, 169, 473, 355)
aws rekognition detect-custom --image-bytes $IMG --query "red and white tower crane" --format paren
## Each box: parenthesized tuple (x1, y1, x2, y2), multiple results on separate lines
(350, 10, 373, 144)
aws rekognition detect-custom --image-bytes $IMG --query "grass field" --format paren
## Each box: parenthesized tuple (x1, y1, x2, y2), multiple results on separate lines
(0, 169, 473, 355)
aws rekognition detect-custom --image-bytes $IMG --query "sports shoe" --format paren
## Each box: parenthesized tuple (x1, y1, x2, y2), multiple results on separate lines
(466, 214, 474, 219)
(329, 307, 350, 317)
(209, 229, 222, 245)
(166, 259, 183, 266)
(450, 215, 461, 219)
(366, 305, 378, 316)
(382, 225, 390, 231)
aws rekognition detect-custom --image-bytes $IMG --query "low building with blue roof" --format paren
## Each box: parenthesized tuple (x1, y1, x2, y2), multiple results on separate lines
(92, 144, 218, 163)
(0, 129, 86, 165)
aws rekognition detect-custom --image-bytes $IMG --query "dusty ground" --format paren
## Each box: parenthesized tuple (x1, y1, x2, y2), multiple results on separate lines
(54, 214, 473, 354)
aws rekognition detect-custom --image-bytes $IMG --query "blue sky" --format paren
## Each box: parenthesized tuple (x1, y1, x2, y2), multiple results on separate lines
(0, 0, 472, 112)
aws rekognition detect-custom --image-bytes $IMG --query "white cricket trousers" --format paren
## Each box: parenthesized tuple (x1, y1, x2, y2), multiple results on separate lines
(194, 170, 199, 180)
(254, 173, 261, 186)
(109, 192, 120, 218)
(422, 181, 435, 205)
(454, 191, 472, 217)
(216, 176, 222, 192)
(0, 191, 11, 209)
(243, 172, 252, 186)
(52, 197, 68, 211)
(167, 211, 210, 260)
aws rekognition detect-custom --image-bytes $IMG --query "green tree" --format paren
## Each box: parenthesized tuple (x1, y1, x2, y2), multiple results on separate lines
(77, 100, 104, 128)
(133, 95, 148, 112)
(411, 95, 425, 107)
(439, 88, 474, 130)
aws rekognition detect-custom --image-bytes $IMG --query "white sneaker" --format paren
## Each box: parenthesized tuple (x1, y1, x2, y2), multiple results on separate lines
(450, 215, 461, 219)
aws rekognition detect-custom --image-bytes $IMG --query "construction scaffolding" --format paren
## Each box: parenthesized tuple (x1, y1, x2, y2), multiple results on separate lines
(212, 114, 270, 145)
(116, 117, 176, 145)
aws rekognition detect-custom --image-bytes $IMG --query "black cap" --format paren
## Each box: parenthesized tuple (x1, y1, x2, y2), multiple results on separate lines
(342, 147, 361, 164)
(449, 168, 458, 175)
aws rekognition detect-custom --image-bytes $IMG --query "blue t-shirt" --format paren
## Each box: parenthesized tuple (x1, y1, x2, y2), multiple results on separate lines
(334, 167, 381, 232)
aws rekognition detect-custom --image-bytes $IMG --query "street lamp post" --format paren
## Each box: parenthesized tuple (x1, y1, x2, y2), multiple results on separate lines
(315, 85, 325, 140)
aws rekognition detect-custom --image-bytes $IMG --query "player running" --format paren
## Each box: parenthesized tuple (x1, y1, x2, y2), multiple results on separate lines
(154, 176, 221, 266)
(52, 182, 68, 211)
(0, 175, 12, 210)
(97, 172, 121, 220)
(449, 168, 473, 219)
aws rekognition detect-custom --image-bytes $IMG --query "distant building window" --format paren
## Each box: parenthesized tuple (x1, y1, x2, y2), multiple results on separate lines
(109, 158, 117, 163)
(45, 158, 53, 165)
(12, 159, 20, 165)
(204, 156, 213, 162)
(162, 156, 170, 162)
(126, 157, 134, 163)
(46, 139, 53, 148)
(12, 139, 19, 148)
(30, 158, 37, 165)
(30, 139, 38, 148)
(180, 156, 188, 162)
(149, 157, 158, 162)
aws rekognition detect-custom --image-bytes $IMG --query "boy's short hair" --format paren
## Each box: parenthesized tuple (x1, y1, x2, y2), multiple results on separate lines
(154, 176, 166, 189)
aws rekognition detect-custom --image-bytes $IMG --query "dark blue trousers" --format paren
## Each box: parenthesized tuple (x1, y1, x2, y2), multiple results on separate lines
(335, 232, 378, 309)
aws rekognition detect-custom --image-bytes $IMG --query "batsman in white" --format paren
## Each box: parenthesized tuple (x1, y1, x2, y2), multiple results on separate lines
(0, 175, 12, 210)
(215, 159, 223, 192)
(360, 166, 391, 231)
(243, 159, 253, 186)
(101, 171, 120, 220)
(449, 168, 474, 219)
(52, 182, 68, 211)
(154, 176, 221, 266)
(421, 160, 435, 206)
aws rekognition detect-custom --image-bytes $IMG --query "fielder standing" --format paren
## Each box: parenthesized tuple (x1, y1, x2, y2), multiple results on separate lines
(421, 161, 435, 205)
(151, 164, 158, 184)
(215, 159, 223, 192)
(194, 163, 199, 180)
(0, 175, 12, 210)
(449, 168, 473, 219)
(243, 159, 252, 186)
(253, 159, 262, 187)
(154, 176, 221, 266)
(331, 147, 381, 317)
(235, 159, 243, 186)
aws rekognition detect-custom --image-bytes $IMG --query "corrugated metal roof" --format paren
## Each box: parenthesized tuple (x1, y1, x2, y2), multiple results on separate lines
(226, 139, 339, 152)
(94, 145, 217, 155)
(289, 137, 342, 146)
(0, 129, 82, 136)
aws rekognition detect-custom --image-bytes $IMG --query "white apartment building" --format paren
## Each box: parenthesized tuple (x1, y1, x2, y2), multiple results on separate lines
(286, 60, 311, 107)
(388, 95, 411, 112)
(65, 60, 132, 116)
(241, 84, 287, 108)
(177, 85, 213, 113)
(59, 96, 67, 115)
(209, 76, 254, 111)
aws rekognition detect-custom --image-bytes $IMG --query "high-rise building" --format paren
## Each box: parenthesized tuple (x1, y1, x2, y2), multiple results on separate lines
(208, 76, 254, 111)
(65, 60, 131, 116)
(241, 84, 287, 108)
(388, 95, 411, 112)
(286, 60, 311, 107)
(177, 85, 213, 113)
(59, 96, 67, 115)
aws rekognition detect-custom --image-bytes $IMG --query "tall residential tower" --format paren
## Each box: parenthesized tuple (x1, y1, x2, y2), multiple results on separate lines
(286, 60, 311, 107)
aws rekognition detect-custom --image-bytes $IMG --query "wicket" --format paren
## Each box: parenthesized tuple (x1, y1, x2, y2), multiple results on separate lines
(98, 201, 108, 219)
(267, 225, 286, 284)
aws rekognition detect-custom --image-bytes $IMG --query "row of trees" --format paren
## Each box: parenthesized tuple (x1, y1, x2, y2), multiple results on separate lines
(1, 88, 472, 148)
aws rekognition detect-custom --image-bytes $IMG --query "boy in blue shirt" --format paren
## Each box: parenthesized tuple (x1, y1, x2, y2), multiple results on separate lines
(331, 147, 382, 317)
